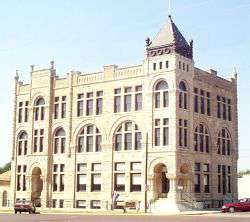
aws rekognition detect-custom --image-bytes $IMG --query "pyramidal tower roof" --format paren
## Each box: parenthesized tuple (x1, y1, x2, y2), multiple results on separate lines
(146, 15, 193, 59)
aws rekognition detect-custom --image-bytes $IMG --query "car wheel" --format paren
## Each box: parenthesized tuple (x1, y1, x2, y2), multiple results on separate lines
(229, 207, 235, 213)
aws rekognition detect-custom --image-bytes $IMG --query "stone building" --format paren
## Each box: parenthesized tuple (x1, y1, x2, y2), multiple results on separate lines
(10, 15, 238, 212)
(0, 171, 11, 208)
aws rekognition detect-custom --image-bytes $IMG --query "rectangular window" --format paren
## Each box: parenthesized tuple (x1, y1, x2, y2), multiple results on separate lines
(155, 128, 160, 146)
(59, 200, 64, 208)
(131, 162, 141, 171)
(124, 95, 131, 112)
(217, 96, 221, 118)
(91, 200, 101, 209)
(91, 174, 101, 192)
(195, 163, 201, 172)
(86, 99, 93, 116)
(61, 97, 66, 118)
(218, 175, 221, 193)
(96, 135, 102, 152)
(163, 119, 169, 146)
(86, 136, 93, 152)
(77, 174, 87, 192)
(204, 174, 210, 193)
(115, 162, 125, 171)
(17, 175, 21, 191)
(135, 132, 142, 150)
(195, 174, 200, 193)
(18, 102, 23, 123)
(124, 133, 132, 150)
(23, 101, 29, 122)
(130, 173, 141, 192)
(52, 199, 57, 208)
(166, 61, 169, 68)
(96, 98, 102, 115)
(159, 61, 162, 69)
(135, 93, 142, 111)
(76, 200, 86, 209)
(77, 94, 84, 117)
(53, 174, 58, 191)
(115, 173, 125, 192)
(155, 92, 160, 108)
(114, 96, 121, 113)
(153, 63, 156, 71)
(115, 134, 122, 151)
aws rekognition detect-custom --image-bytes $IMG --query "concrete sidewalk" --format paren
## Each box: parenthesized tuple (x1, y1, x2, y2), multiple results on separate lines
(0, 208, 220, 216)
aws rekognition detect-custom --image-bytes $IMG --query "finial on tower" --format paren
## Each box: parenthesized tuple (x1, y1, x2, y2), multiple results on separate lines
(15, 70, 19, 82)
(30, 65, 34, 72)
(50, 60, 55, 69)
(229, 67, 238, 81)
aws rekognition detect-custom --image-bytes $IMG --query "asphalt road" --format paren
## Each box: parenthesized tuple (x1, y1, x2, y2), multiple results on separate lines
(1, 213, 250, 222)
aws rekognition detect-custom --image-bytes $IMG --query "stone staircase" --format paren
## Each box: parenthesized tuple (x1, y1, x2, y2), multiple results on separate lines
(151, 192, 203, 213)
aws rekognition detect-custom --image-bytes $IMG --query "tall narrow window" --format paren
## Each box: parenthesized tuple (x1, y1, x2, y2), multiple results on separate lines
(154, 80, 169, 108)
(53, 128, 66, 154)
(18, 102, 23, 123)
(194, 124, 210, 153)
(18, 131, 28, 156)
(53, 164, 65, 192)
(91, 163, 101, 192)
(124, 87, 132, 112)
(96, 91, 103, 115)
(114, 88, 121, 113)
(77, 163, 87, 192)
(61, 96, 66, 118)
(194, 88, 199, 113)
(86, 93, 93, 116)
(34, 97, 45, 121)
(54, 97, 59, 119)
(135, 85, 142, 111)
(33, 129, 44, 153)
(154, 119, 160, 146)
(194, 163, 201, 193)
(179, 119, 188, 148)
(77, 94, 84, 117)
(179, 81, 188, 109)
(217, 128, 231, 155)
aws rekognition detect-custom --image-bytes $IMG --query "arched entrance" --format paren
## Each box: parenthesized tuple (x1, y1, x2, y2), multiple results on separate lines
(2, 191, 7, 207)
(154, 164, 170, 199)
(31, 167, 43, 206)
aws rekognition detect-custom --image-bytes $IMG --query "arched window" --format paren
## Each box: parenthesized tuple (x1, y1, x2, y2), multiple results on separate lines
(2, 191, 7, 207)
(179, 81, 188, 109)
(54, 128, 66, 154)
(154, 80, 169, 108)
(217, 128, 231, 155)
(114, 121, 142, 151)
(34, 97, 45, 121)
(77, 125, 102, 153)
(17, 131, 28, 156)
(194, 124, 210, 153)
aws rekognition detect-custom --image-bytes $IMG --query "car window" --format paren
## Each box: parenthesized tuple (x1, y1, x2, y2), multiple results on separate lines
(240, 198, 247, 203)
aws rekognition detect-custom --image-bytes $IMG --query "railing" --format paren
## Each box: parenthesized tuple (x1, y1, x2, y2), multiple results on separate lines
(179, 192, 203, 209)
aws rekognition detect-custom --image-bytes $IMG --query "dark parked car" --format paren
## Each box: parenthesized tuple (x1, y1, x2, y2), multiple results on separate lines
(14, 200, 36, 214)
(221, 198, 250, 213)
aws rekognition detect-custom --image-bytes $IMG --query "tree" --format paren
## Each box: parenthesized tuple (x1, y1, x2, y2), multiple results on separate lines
(0, 162, 11, 174)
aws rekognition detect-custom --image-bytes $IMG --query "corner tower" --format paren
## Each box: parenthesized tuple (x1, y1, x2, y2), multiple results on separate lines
(146, 15, 193, 60)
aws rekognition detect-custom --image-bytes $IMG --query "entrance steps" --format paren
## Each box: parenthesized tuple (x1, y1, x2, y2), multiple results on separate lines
(151, 198, 203, 213)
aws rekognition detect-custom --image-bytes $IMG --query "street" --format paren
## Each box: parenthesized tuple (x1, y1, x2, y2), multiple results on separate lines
(1, 213, 250, 222)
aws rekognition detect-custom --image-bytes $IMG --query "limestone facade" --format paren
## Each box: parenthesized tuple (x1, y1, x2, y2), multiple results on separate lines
(10, 16, 238, 212)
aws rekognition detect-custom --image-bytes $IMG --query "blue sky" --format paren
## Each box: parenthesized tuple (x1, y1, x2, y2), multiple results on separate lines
(0, 0, 249, 170)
